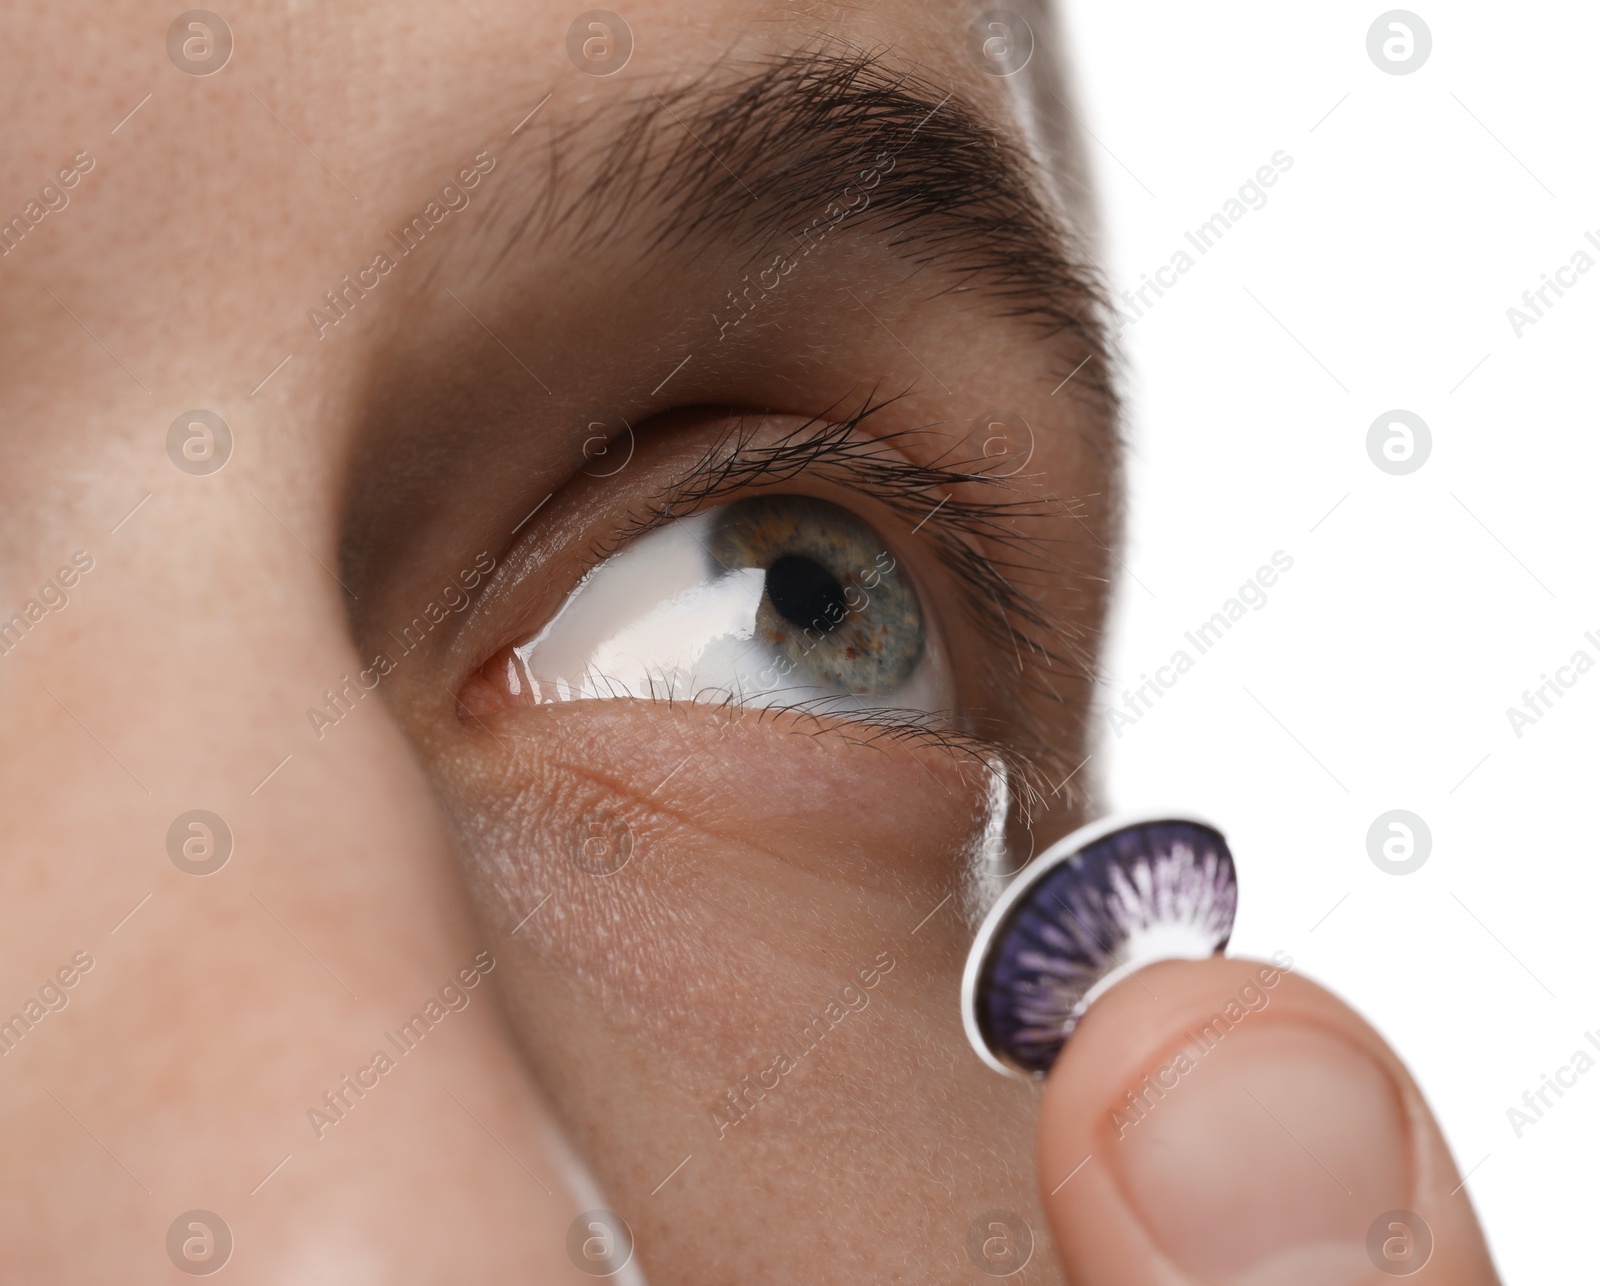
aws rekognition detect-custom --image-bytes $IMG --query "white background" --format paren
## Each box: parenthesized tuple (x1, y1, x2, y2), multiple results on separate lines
(1065, 1, 1598, 1277)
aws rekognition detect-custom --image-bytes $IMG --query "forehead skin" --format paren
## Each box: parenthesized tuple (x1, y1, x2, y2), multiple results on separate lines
(0, 1, 1111, 1282)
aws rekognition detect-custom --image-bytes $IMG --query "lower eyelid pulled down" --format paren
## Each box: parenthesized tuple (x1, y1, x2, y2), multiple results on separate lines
(458, 493, 954, 721)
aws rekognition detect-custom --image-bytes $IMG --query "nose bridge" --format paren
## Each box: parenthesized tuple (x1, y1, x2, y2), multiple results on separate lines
(0, 17, 627, 1276)
(18, 395, 374, 824)
(7, 399, 377, 982)
(0, 392, 592, 1267)
(93, 398, 481, 972)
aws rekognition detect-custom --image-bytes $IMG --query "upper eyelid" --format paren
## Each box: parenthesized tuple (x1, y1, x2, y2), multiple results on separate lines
(618, 397, 1040, 546)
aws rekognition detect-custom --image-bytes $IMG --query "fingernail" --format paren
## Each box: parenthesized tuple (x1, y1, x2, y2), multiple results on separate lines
(1108, 1021, 1411, 1286)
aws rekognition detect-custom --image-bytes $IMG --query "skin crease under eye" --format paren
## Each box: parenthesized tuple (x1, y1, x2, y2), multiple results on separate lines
(459, 502, 955, 721)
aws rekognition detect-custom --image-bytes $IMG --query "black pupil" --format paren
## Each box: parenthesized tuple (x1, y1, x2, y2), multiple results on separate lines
(765, 554, 847, 633)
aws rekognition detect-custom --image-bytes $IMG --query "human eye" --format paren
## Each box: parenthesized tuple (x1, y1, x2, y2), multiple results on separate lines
(429, 400, 1090, 836)
(463, 491, 952, 719)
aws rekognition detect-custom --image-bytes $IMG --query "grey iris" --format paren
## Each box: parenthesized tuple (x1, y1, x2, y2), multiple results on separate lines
(707, 494, 923, 695)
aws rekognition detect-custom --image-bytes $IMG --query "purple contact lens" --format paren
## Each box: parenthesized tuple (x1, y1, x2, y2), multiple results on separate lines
(961, 816, 1237, 1079)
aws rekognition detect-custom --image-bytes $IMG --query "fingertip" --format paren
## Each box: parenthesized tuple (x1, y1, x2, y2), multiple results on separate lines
(1036, 956, 1499, 1285)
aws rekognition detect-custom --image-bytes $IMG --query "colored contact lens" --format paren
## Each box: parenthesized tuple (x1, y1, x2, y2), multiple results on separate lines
(961, 815, 1238, 1079)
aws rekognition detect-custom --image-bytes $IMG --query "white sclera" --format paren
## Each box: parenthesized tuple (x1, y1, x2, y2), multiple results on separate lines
(512, 511, 952, 715)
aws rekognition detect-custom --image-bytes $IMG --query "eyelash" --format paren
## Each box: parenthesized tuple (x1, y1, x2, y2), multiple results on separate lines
(574, 395, 1094, 821)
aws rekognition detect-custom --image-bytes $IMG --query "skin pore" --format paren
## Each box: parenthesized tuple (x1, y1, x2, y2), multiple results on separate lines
(0, 1, 1111, 1279)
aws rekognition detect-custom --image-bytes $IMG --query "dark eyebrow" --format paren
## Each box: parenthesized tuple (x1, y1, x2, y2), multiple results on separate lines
(474, 45, 1113, 402)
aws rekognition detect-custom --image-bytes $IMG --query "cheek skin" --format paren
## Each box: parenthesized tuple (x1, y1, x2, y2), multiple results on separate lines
(433, 700, 995, 1068)
(419, 701, 1053, 1282)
